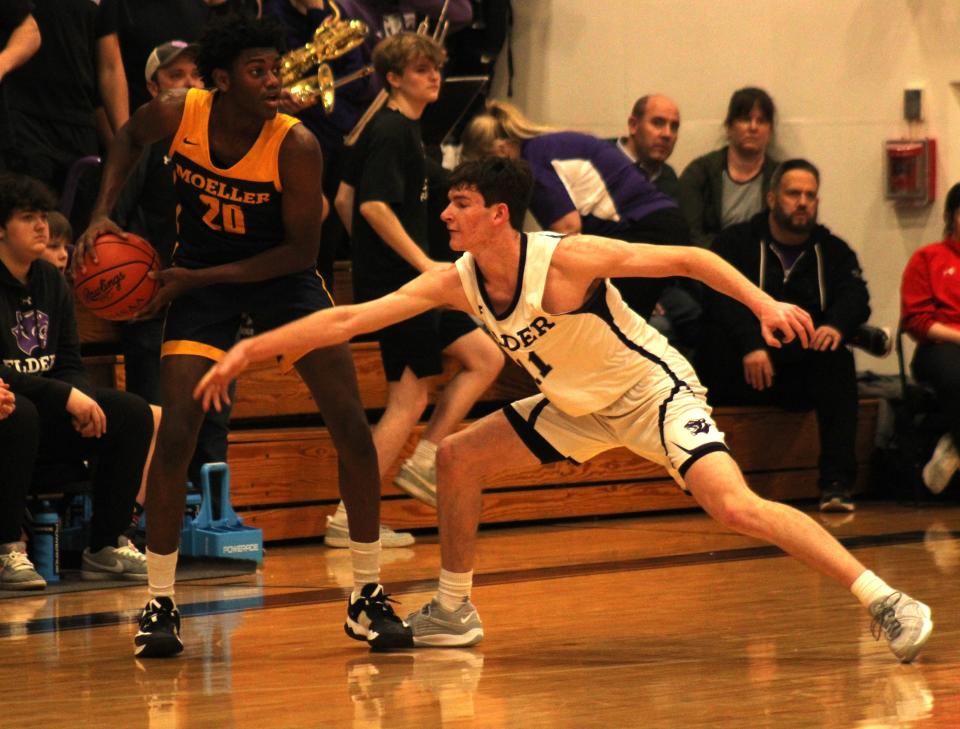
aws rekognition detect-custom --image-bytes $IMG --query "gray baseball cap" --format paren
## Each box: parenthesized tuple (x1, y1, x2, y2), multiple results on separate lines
(144, 40, 200, 84)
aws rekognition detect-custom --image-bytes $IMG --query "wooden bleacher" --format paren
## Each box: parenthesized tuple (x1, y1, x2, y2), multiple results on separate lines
(225, 354, 878, 541)
(76, 264, 880, 543)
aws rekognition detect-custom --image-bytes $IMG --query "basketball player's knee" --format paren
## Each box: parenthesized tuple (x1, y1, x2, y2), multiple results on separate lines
(436, 439, 458, 481)
(156, 419, 201, 464)
(711, 493, 766, 535)
(436, 435, 479, 482)
(331, 413, 376, 460)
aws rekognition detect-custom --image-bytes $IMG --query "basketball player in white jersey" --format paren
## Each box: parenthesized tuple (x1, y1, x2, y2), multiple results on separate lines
(195, 157, 932, 662)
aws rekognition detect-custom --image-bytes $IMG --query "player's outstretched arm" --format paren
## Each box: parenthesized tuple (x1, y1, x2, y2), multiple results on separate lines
(555, 235, 814, 347)
(194, 266, 467, 411)
(74, 90, 188, 271)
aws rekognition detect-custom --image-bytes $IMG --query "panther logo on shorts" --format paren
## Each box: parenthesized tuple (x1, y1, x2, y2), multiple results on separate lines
(684, 418, 711, 436)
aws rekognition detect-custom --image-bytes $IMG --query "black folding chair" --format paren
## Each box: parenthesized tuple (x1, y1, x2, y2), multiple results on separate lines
(890, 327, 947, 500)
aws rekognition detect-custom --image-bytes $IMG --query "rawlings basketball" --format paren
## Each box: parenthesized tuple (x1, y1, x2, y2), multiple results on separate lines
(74, 233, 160, 321)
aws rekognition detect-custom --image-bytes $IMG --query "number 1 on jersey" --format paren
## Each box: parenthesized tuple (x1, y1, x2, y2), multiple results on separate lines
(527, 351, 553, 382)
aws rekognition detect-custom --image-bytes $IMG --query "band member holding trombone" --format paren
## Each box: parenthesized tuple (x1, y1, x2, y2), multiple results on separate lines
(332, 32, 503, 534)
(74, 13, 412, 658)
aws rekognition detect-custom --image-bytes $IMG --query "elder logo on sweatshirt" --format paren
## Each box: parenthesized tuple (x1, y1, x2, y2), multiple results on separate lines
(11, 309, 49, 356)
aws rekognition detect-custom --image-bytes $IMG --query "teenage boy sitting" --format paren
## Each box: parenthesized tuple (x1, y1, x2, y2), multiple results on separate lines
(0, 173, 153, 589)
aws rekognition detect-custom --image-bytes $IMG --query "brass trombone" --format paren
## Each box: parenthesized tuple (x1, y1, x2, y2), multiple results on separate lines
(343, 0, 451, 146)
(285, 63, 374, 113)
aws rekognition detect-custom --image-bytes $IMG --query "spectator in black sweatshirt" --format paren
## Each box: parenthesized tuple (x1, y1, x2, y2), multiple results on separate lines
(697, 159, 870, 514)
(0, 173, 153, 589)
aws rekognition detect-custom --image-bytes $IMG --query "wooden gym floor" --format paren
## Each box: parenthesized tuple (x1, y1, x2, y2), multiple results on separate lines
(1, 502, 958, 729)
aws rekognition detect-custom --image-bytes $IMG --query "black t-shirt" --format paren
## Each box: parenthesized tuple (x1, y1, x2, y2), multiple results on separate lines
(0, 0, 32, 149)
(0, 0, 31, 42)
(116, 0, 209, 113)
(347, 107, 429, 298)
(5, 0, 117, 127)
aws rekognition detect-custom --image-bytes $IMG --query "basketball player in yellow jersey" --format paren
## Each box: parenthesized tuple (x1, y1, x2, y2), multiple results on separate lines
(197, 158, 932, 662)
(75, 15, 412, 658)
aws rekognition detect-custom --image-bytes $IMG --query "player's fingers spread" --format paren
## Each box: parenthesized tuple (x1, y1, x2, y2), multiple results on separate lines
(192, 374, 208, 401)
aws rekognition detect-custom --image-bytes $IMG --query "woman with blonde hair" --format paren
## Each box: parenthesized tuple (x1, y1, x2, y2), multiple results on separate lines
(460, 100, 689, 319)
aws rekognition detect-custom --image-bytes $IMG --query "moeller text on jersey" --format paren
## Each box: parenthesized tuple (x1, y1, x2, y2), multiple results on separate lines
(175, 164, 272, 205)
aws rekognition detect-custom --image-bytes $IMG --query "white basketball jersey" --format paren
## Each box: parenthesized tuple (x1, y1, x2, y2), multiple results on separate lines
(455, 231, 674, 416)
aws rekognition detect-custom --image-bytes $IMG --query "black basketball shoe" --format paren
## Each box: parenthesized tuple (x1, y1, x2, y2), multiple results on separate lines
(134, 597, 184, 658)
(345, 583, 414, 650)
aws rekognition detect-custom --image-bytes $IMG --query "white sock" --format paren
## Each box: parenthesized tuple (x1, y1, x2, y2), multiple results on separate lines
(411, 439, 437, 469)
(332, 501, 348, 524)
(850, 570, 894, 609)
(437, 568, 473, 612)
(350, 539, 381, 595)
(146, 548, 178, 600)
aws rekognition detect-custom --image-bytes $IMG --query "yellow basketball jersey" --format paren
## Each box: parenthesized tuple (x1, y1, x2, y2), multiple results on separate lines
(167, 88, 300, 267)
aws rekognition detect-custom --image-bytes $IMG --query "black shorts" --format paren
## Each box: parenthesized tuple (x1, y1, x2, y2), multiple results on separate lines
(162, 269, 334, 369)
(376, 308, 478, 381)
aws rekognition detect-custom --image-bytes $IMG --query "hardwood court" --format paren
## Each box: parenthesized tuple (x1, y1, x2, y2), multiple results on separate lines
(1, 502, 957, 729)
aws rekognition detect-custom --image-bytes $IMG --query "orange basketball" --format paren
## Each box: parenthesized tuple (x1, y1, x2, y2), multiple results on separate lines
(74, 233, 160, 321)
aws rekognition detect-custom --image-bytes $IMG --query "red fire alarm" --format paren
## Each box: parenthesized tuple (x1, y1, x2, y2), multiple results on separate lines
(885, 139, 936, 206)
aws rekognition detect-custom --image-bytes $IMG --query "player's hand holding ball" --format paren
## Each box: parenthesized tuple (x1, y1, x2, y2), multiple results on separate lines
(74, 215, 124, 272)
(135, 266, 203, 320)
(73, 227, 161, 321)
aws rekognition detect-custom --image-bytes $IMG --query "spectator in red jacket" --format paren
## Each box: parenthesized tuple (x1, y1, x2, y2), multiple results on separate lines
(901, 182, 960, 494)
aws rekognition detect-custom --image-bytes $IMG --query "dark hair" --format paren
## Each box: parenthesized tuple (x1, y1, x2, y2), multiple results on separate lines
(630, 95, 650, 119)
(196, 13, 286, 83)
(944, 182, 960, 237)
(448, 157, 533, 230)
(0, 173, 56, 226)
(770, 158, 820, 191)
(47, 210, 72, 242)
(724, 86, 776, 128)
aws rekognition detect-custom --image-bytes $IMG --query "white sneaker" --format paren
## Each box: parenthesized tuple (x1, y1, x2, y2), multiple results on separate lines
(393, 459, 437, 508)
(869, 592, 933, 663)
(0, 542, 47, 590)
(324, 515, 415, 549)
(922, 434, 959, 494)
(82, 535, 147, 581)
